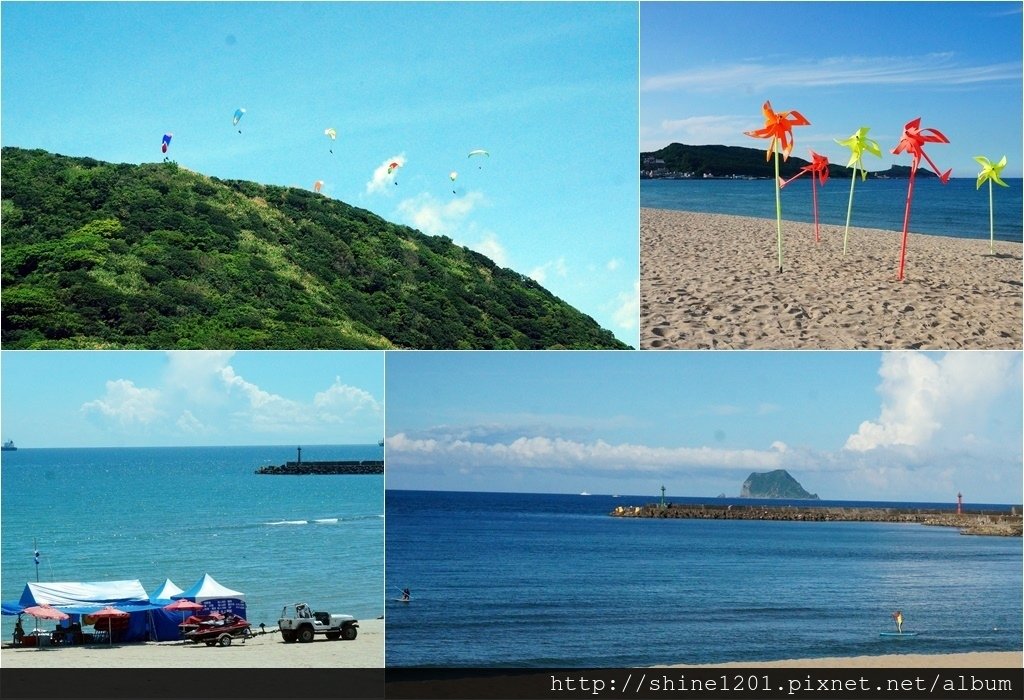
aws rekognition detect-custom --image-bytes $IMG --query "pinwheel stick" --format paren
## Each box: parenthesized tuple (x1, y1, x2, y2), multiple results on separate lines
(774, 148, 783, 271)
(811, 171, 820, 243)
(897, 168, 917, 281)
(843, 170, 858, 255)
(988, 179, 995, 255)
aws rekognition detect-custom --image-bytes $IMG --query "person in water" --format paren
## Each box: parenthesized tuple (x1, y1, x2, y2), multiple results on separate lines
(892, 610, 904, 633)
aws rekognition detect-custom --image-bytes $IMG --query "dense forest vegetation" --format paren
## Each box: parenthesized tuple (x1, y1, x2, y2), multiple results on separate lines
(641, 143, 929, 180)
(1, 147, 627, 349)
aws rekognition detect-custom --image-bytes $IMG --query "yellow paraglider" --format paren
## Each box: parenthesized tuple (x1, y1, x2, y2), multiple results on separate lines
(324, 128, 337, 154)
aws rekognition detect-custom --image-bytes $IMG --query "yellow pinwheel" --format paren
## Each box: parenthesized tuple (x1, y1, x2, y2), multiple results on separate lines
(975, 155, 1009, 254)
(835, 127, 882, 255)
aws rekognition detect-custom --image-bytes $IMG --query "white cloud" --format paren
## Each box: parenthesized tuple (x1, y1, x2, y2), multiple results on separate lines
(529, 257, 569, 285)
(366, 154, 406, 195)
(606, 259, 622, 272)
(611, 279, 639, 331)
(164, 351, 235, 402)
(81, 379, 163, 425)
(313, 377, 383, 422)
(474, 231, 508, 268)
(176, 410, 206, 433)
(397, 192, 484, 237)
(642, 54, 1021, 93)
(388, 432, 793, 473)
(845, 352, 1019, 452)
(659, 115, 752, 143)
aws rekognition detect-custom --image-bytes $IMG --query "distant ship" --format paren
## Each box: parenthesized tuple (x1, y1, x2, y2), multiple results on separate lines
(1, 440, 17, 451)
(378, 438, 385, 447)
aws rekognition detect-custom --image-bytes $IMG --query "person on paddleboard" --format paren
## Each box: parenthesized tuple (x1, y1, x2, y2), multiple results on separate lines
(892, 610, 904, 633)
(401, 588, 411, 602)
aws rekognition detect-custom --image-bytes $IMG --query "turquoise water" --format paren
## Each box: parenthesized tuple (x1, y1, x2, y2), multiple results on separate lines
(386, 490, 1023, 667)
(641, 177, 1024, 243)
(0, 445, 383, 641)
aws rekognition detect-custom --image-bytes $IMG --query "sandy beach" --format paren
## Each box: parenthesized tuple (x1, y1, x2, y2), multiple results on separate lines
(0, 619, 382, 668)
(663, 651, 1023, 668)
(641, 209, 1023, 349)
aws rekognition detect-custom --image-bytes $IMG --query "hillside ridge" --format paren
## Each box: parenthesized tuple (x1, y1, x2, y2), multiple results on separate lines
(1, 147, 627, 349)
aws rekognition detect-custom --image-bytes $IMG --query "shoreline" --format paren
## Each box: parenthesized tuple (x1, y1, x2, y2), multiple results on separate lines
(0, 618, 383, 668)
(641, 208, 1023, 350)
(661, 651, 1023, 668)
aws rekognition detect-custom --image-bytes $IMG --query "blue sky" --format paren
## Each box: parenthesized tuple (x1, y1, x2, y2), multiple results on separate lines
(641, 1, 1023, 178)
(385, 351, 1023, 504)
(1, 2, 639, 346)
(0, 351, 384, 447)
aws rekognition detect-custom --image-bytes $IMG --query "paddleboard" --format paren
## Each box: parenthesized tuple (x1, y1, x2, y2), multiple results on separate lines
(879, 632, 918, 637)
(394, 598, 412, 603)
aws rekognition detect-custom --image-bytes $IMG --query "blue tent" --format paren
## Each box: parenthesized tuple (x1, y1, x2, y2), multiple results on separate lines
(15, 580, 171, 642)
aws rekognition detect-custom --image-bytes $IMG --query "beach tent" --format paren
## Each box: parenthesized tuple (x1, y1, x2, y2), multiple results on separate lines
(17, 580, 157, 642)
(148, 578, 184, 603)
(173, 574, 246, 618)
(19, 580, 150, 608)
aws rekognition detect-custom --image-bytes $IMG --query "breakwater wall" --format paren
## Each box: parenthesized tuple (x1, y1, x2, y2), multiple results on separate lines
(255, 460, 384, 475)
(611, 503, 1022, 537)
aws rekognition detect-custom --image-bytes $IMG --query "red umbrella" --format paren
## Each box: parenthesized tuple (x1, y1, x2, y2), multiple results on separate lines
(88, 606, 129, 647)
(22, 605, 69, 651)
(164, 599, 205, 638)
(23, 605, 69, 621)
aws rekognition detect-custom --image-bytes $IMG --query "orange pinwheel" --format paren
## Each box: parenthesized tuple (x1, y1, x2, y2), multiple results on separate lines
(744, 101, 811, 272)
(745, 101, 811, 162)
(779, 150, 830, 243)
(891, 118, 951, 281)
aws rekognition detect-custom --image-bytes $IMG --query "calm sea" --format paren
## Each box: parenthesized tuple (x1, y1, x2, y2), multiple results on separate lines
(641, 177, 1024, 243)
(385, 490, 1022, 667)
(0, 445, 383, 641)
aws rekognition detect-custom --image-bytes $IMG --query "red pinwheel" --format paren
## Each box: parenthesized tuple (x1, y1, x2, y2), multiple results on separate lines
(779, 150, 830, 243)
(891, 118, 951, 281)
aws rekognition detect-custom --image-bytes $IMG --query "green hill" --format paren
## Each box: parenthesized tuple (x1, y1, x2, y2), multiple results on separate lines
(1, 147, 627, 349)
(641, 143, 928, 180)
(739, 469, 819, 500)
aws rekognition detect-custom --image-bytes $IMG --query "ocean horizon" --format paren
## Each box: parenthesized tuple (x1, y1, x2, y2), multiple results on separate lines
(0, 444, 384, 643)
(386, 489, 1022, 667)
(641, 177, 1024, 244)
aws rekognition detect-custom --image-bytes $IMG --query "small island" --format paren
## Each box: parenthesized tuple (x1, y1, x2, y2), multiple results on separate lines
(740, 469, 818, 499)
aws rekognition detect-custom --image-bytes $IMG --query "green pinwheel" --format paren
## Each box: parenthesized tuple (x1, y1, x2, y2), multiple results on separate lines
(835, 127, 882, 255)
(974, 155, 1009, 254)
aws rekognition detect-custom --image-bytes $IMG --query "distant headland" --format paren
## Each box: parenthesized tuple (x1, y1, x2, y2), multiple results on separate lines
(641, 143, 934, 181)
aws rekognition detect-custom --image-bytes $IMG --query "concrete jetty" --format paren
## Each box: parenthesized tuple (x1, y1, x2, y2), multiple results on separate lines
(610, 503, 1022, 537)
(255, 460, 384, 475)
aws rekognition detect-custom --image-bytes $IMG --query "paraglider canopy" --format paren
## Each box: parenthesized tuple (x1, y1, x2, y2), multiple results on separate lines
(449, 171, 458, 181)
(161, 133, 173, 153)
(313, 180, 324, 193)
(467, 149, 489, 158)
(388, 161, 401, 174)
(233, 108, 246, 133)
(325, 128, 337, 153)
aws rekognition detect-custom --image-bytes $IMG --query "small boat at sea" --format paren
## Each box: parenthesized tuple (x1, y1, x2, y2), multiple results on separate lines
(1, 440, 16, 451)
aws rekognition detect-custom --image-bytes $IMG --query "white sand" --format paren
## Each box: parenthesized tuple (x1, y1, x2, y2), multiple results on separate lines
(0, 618, 382, 668)
(641, 209, 1023, 349)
